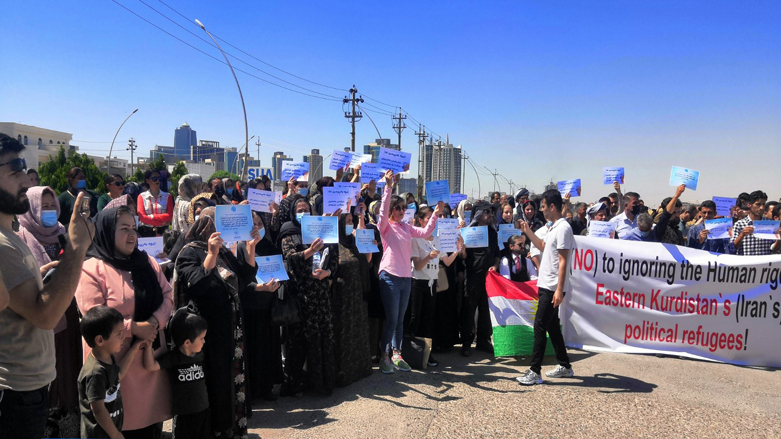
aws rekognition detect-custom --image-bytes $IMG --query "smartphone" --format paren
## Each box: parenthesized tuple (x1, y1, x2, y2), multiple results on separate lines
(80, 195, 91, 214)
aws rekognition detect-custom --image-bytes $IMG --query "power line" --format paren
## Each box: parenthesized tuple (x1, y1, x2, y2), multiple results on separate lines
(108, 0, 342, 101)
(155, 0, 348, 93)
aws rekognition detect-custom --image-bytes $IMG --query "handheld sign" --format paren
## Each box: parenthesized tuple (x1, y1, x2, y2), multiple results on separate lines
(334, 182, 361, 206)
(712, 197, 736, 218)
(588, 221, 616, 239)
(704, 218, 732, 240)
(377, 148, 412, 173)
(603, 167, 625, 185)
(449, 193, 467, 210)
(438, 228, 460, 252)
(255, 255, 290, 283)
(670, 166, 699, 190)
(322, 186, 354, 214)
(301, 215, 339, 244)
(137, 237, 169, 264)
(281, 161, 310, 181)
(497, 224, 518, 250)
(360, 163, 385, 183)
(433, 218, 459, 238)
(215, 205, 253, 242)
(329, 150, 353, 171)
(355, 229, 379, 254)
(557, 179, 582, 197)
(402, 208, 415, 224)
(247, 189, 282, 213)
(425, 180, 451, 205)
(753, 220, 780, 240)
(349, 153, 373, 169)
(461, 226, 489, 248)
(463, 210, 472, 224)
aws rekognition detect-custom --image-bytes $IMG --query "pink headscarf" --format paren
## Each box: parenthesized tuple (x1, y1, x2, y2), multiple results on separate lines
(105, 194, 132, 210)
(17, 186, 66, 245)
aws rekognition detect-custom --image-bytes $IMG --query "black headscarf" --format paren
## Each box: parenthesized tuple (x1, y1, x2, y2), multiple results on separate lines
(339, 213, 371, 297)
(86, 207, 164, 327)
(277, 195, 308, 244)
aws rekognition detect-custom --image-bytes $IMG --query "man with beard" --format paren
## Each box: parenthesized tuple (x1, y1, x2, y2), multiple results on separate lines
(0, 134, 95, 439)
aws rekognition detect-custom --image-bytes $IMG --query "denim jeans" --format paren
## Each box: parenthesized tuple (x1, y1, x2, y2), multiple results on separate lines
(0, 386, 48, 439)
(379, 271, 412, 354)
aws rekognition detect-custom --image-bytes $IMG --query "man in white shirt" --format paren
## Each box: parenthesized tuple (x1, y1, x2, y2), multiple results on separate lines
(611, 191, 642, 239)
(516, 189, 575, 385)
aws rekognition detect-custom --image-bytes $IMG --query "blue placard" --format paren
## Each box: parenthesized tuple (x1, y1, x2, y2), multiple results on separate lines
(255, 255, 290, 283)
(377, 148, 412, 173)
(588, 221, 616, 239)
(301, 215, 339, 244)
(753, 220, 780, 240)
(215, 205, 253, 242)
(497, 224, 518, 249)
(449, 193, 467, 210)
(281, 161, 310, 181)
(670, 166, 699, 190)
(557, 179, 582, 197)
(322, 187, 354, 214)
(603, 167, 625, 185)
(355, 229, 379, 254)
(329, 150, 353, 171)
(438, 228, 460, 252)
(712, 197, 736, 217)
(463, 210, 472, 224)
(425, 180, 451, 205)
(247, 189, 282, 213)
(461, 226, 489, 248)
(704, 218, 732, 240)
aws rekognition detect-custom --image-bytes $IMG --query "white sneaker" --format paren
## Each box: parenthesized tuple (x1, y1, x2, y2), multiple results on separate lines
(516, 369, 543, 386)
(545, 365, 574, 378)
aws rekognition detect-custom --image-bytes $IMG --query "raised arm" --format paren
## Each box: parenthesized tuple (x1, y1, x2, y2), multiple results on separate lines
(377, 171, 394, 234)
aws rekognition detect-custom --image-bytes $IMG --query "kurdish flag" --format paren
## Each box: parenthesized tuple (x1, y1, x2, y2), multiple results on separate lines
(486, 272, 554, 357)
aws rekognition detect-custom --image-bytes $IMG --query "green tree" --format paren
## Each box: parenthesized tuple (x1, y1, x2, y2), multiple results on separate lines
(207, 170, 240, 183)
(168, 161, 189, 198)
(151, 155, 167, 173)
(129, 168, 145, 183)
(38, 146, 108, 195)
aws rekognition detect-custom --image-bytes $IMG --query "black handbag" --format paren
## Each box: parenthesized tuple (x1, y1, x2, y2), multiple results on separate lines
(270, 284, 301, 326)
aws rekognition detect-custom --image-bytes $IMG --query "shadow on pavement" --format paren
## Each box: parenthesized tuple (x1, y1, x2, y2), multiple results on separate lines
(544, 372, 658, 393)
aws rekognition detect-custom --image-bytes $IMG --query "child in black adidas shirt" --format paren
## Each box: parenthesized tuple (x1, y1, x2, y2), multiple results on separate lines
(78, 306, 144, 438)
(142, 310, 209, 439)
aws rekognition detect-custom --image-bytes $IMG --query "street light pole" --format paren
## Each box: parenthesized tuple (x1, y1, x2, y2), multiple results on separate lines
(107, 108, 137, 174)
(195, 18, 250, 182)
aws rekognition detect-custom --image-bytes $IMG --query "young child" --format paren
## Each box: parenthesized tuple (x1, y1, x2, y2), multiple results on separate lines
(143, 309, 210, 439)
(78, 305, 144, 439)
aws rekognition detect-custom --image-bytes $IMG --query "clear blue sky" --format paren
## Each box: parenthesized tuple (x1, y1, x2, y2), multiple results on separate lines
(2, 1, 779, 204)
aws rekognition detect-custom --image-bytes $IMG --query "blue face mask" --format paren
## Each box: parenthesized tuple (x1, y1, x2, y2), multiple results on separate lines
(547, 221, 553, 227)
(41, 210, 58, 228)
(345, 225, 354, 235)
(76, 179, 86, 189)
(258, 227, 266, 240)
(226, 188, 233, 196)
(299, 188, 309, 197)
(296, 212, 310, 223)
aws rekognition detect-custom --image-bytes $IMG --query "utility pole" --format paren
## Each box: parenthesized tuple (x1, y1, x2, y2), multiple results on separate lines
(127, 138, 137, 177)
(255, 138, 261, 167)
(343, 85, 364, 152)
(462, 151, 468, 196)
(415, 124, 426, 200)
(392, 108, 406, 150)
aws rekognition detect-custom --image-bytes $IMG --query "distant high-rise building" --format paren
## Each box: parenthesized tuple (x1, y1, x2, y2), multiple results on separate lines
(272, 151, 291, 181)
(173, 122, 197, 160)
(224, 148, 239, 174)
(426, 135, 462, 194)
(363, 138, 399, 163)
(308, 149, 323, 182)
(398, 177, 417, 196)
(422, 140, 434, 183)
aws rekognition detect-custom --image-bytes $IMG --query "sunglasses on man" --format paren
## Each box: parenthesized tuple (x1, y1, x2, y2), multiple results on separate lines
(0, 157, 27, 173)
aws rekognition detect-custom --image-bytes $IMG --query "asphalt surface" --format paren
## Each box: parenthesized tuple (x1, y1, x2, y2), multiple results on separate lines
(241, 348, 781, 439)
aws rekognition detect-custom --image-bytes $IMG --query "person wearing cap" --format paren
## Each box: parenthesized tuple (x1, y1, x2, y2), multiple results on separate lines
(513, 188, 530, 223)
(581, 202, 611, 237)
(457, 202, 500, 357)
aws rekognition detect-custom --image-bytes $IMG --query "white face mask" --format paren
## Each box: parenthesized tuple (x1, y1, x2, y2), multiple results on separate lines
(296, 212, 310, 223)
(345, 225, 354, 235)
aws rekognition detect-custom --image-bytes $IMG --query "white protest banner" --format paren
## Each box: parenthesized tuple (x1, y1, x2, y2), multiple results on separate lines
(322, 186, 354, 214)
(281, 161, 310, 181)
(247, 188, 282, 213)
(329, 150, 353, 171)
(349, 153, 373, 169)
(712, 197, 736, 217)
(704, 218, 732, 240)
(563, 236, 781, 367)
(377, 148, 412, 173)
(137, 237, 168, 264)
(588, 221, 616, 239)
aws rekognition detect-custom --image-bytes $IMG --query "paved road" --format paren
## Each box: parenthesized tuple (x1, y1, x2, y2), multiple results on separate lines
(245, 349, 780, 439)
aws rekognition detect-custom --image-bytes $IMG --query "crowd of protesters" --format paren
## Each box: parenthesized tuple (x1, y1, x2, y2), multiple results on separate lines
(0, 132, 779, 438)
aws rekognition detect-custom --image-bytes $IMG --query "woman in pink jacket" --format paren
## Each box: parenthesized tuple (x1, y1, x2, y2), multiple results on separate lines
(75, 206, 174, 437)
(376, 170, 443, 374)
